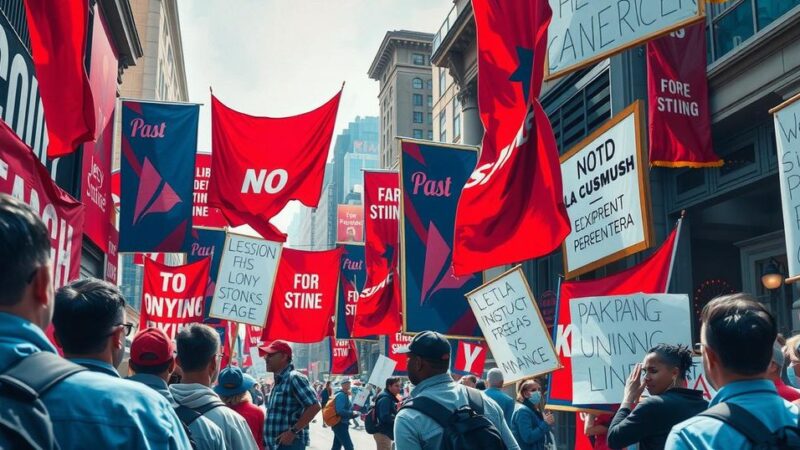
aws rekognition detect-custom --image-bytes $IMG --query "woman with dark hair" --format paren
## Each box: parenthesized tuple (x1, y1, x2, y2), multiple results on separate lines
(320, 380, 333, 428)
(511, 378, 555, 450)
(606, 343, 708, 450)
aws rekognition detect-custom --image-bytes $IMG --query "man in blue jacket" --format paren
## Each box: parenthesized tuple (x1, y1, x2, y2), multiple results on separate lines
(484, 368, 515, 427)
(373, 377, 402, 450)
(331, 378, 357, 450)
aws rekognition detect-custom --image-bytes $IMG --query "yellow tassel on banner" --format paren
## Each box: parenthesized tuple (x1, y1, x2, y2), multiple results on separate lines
(651, 160, 725, 169)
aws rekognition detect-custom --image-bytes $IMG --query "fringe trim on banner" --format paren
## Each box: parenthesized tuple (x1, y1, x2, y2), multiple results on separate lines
(651, 159, 724, 169)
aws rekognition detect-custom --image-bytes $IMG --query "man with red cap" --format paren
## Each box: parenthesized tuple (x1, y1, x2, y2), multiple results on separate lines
(262, 340, 321, 449)
(128, 327, 225, 450)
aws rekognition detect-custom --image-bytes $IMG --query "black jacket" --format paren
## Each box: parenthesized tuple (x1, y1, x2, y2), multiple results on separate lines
(606, 388, 708, 450)
(374, 390, 399, 439)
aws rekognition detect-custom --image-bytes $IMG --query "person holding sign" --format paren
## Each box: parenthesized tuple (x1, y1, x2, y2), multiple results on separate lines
(606, 344, 707, 450)
(511, 378, 554, 450)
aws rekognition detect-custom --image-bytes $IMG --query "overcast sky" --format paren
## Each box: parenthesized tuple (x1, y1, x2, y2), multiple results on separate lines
(177, 0, 453, 232)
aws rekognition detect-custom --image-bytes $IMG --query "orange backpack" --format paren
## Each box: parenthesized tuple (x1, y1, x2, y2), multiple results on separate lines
(322, 397, 341, 426)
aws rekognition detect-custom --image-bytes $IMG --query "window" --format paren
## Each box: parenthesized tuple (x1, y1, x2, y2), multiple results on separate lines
(546, 71, 611, 154)
(412, 53, 426, 65)
(413, 94, 423, 107)
(453, 97, 461, 140)
(439, 110, 447, 142)
(412, 78, 424, 89)
(439, 68, 447, 96)
(708, 0, 800, 62)
(427, 130, 433, 140)
(426, 79, 433, 90)
(427, 112, 433, 125)
(413, 112, 424, 123)
(427, 95, 433, 107)
(413, 129, 423, 139)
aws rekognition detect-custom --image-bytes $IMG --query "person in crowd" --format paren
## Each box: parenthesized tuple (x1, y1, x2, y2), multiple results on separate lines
(460, 374, 478, 388)
(511, 378, 554, 450)
(0, 193, 192, 449)
(349, 380, 363, 428)
(667, 293, 800, 449)
(373, 377, 402, 450)
(393, 331, 520, 449)
(330, 379, 357, 450)
(606, 343, 707, 450)
(320, 380, 333, 428)
(215, 366, 266, 450)
(476, 379, 487, 391)
(784, 334, 800, 390)
(170, 324, 258, 450)
(484, 367, 516, 427)
(261, 340, 321, 450)
(251, 382, 265, 406)
(583, 412, 613, 450)
(769, 338, 800, 401)
(128, 327, 225, 450)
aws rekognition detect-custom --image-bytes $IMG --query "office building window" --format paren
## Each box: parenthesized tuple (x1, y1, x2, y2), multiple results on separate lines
(426, 79, 432, 90)
(413, 129, 423, 139)
(413, 111, 424, 123)
(412, 53, 426, 65)
(412, 78, 424, 89)
(413, 94, 423, 107)
(428, 95, 433, 107)
(546, 71, 611, 153)
(453, 97, 461, 140)
(427, 130, 433, 140)
(439, 110, 447, 142)
(439, 68, 447, 96)
(708, 0, 800, 62)
(427, 112, 433, 125)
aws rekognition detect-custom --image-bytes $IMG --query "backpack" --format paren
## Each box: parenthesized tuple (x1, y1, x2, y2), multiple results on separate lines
(0, 351, 86, 450)
(174, 400, 226, 450)
(699, 401, 800, 449)
(322, 397, 341, 427)
(364, 401, 380, 434)
(402, 387, 507, 450)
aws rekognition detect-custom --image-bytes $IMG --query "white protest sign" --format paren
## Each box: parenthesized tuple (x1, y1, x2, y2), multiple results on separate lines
(210, 233, 282, 326)
(466, 266, 561, 384)
(353, 385, 371, 408)
(686, 356, 717, 401)
(367, 354, 397, 389)
(547, 0, 703, 79)
(773, 95, 800, 281)
(570, 293, 692, 404)
(560, 102, 651, 279)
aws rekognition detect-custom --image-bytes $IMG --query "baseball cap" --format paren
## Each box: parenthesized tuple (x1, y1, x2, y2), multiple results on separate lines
(214, 366, 256, 397)
(396, 331, 450, 361)
(130, 328, 174, 366)
(259, 340, 292, 359)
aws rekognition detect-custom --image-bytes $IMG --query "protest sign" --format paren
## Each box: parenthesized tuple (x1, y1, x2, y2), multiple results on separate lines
(140, 257, 210, 339)
(336, 204, 364, 243)
(192, 153, 227, 228)
(569, 293, 691, 404)
(547, 0, 703, 79)
(560, 102, 652, 279)
(353, 386, 371, 408)
(367, 355, 397, 389)
(105, 227, 119, 285)
(466, 266, 560, 384)
(451, 340, 488, 377)
(331, 339, 359, 375)
(385, 331, 414, 376)
(772, 94, 800, 282)
(687, 356, 718, 401)
(210, 232, 282, 326)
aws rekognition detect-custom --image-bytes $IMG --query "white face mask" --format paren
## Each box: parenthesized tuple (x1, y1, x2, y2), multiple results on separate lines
(787, 365, 800, 388)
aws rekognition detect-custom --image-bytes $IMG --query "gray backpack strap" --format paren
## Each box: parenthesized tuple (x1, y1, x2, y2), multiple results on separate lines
(0, 352, 86, 398)
(698, 402, 772, 445)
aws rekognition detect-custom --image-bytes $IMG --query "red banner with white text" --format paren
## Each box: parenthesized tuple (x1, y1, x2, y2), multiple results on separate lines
(244, 325, 263, 352)
(451, 340, 488, 377)
(385, 331, 414, 376)
(647, 23, 721, 168)
(352, 171, 401, 337)
(140, 257, 210, 340)
(192, 153, 228, 228)
(105, 227, 119, 285)
(330, 339, 359, 375)
(262, 247, 343, 343)
(337, 204, 364, 243)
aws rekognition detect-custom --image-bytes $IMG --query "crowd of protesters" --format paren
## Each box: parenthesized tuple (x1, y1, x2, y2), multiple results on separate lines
(3, 190, 800, 450)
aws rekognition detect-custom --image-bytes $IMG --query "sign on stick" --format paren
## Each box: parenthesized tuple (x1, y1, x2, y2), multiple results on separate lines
(772, 94, 800, 282)
(367, 355, 397, 390)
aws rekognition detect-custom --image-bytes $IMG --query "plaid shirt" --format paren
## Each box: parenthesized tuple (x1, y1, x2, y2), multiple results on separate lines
(264, 364, 319, 449)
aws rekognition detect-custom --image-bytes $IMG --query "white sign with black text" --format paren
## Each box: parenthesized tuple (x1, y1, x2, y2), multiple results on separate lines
(773, 97, 800, 280)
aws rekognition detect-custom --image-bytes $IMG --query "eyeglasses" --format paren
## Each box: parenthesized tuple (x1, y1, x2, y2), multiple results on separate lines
(118, 322, 134, 337)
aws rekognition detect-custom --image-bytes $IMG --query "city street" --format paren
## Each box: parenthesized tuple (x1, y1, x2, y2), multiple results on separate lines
(306, 417, 375, 450)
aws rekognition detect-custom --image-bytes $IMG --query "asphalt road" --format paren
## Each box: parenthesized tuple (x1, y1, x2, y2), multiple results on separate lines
(306, 415, 377, 450)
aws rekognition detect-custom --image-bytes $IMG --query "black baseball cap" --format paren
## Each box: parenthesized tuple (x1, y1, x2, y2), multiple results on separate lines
(396, 331, 451, 361)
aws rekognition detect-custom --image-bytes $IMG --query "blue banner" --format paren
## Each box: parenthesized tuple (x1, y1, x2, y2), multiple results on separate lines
(185, 227, 226, 322)
(120, 100, 199, 251)
(400, 141, 482, 338)
(334, 244, 376, 340)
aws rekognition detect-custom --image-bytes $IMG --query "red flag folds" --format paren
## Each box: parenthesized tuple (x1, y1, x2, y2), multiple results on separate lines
(262, 247, 343, 343)
(548, 225, 680, 410)
(386, 330, 414, 376)
(352, 171, 401, 337)
(330, 339, 359, 375)
(647, 23, 721, 168)
(139, 257, 211, 340)
(25, 0, 95, 158)
(452, 0, 569, 275)
(451, 340, 488, 377)
(208, 89, 342, 241)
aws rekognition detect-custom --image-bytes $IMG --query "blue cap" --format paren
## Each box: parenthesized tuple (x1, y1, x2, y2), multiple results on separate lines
(214, 366, 256, 397)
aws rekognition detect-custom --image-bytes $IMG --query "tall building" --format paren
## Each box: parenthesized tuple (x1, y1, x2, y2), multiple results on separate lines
(368, 31, 434, 169)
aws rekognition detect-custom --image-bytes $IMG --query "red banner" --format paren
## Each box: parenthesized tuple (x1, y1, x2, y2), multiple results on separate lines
(244, 324, 263, 351)
(262, 247, 343, 343)
(336, 204, 364, 243)
(208, 89, 342, 241)
(105, 227, 119, 285)
(452, 0, 569, 276)
(0, 120, 84, 288)
(385, 331, 414, 376)
(139, 257, 210, 340)
(330, 339, 359, 375)
(81, 5, 118, 252)
(352, 171, 401, 337)
(25, 0, 95, 158)
(134, 253, 167, 266)
(647, 23, 721, 168)
(192, 153, 227, 228)
(548, 225, 680, 410)
(451, 340, 488, 377)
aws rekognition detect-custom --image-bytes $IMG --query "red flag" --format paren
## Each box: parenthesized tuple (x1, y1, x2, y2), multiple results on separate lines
(25, 0, 95, 158)
(262, 248, 343, 343)
(451, 340, 488, 377)
(208, 89, 342, 241)
(243, 325, 263, 352)
(330, 338, 359, 375)
(386, 330, 414, 375)
(0, 119, 84, 288)
(647, 24, 722, 168)
(105, 227, 119, 285)
(352, 171, 401, 337)
(452, 0, 569, 276)
(133, 253, 167, 266)
(139, 257, 210, 340)
(549, 222, 681, 410)
(192, 153, 228, 228)
(221, 320, 239, 368)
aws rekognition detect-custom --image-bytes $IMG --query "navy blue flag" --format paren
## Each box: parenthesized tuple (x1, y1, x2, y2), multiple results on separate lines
(400, 140, 482, 338)
(334, 244, 376, 340)
(185, 227, 226, 322)
(119, 100, 199, 251)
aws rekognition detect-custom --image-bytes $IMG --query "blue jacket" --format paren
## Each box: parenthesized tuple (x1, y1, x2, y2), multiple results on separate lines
(485, 387, 516, 427)
(511, 400, 551, 450)
(334, 389, 355, 423)
(374, 390, 399, 439)
(0, 312, 192, 449)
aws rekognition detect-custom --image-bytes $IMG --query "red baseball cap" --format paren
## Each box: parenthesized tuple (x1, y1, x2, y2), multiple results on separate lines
(259, 340, 292, 359)
(130, 328, 175, 366)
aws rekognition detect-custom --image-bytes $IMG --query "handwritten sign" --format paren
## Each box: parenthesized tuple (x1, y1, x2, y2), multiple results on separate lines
(773, 95, 800, 281)
(210, 233, 282, 326)
(466, 266, 560, 384)
(367, 355, 397, 390)
(547, 0, 703, 79)
(569, 293, 691, 404)
(560, 102, 651, 278)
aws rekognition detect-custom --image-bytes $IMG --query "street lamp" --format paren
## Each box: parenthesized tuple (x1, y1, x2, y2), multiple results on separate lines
(762, 259, 784, 290)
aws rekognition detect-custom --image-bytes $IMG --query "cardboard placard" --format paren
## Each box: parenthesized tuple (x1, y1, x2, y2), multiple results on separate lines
(367, 355, 398, 389)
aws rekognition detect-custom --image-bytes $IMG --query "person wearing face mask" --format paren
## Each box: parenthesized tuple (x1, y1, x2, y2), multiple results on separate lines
(768, 337, 800, 401)
(511, 378, 554, 450)
(606, 344, 707, 450)
(784, 335, 800, 392)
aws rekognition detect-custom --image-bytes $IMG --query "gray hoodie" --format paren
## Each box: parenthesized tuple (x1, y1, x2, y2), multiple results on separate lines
(170, 383, 258, 450)
(128, 374, 227, 450)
